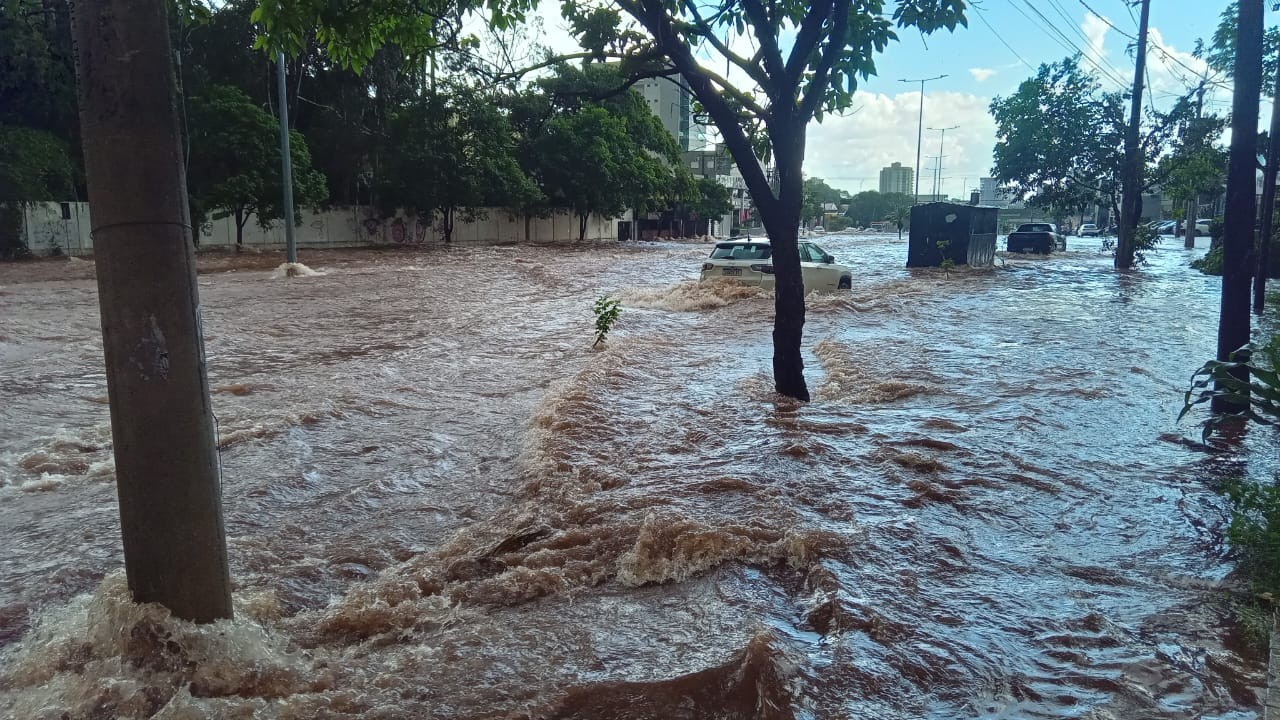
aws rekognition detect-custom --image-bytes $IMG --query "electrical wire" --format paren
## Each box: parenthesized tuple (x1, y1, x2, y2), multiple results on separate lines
(1044, 0, 1133, 84)
(1007, 0, 1130, 90)
(970, 1, 1036, 70)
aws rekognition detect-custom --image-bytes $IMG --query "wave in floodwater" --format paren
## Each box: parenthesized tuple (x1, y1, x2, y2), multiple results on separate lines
(0, 238, 1269, 718)
(621, 279, 769, 312)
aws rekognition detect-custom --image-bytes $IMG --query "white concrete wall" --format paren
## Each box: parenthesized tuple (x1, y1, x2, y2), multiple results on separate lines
(21, 202, 621, 256)
(20, 202, 92, 256)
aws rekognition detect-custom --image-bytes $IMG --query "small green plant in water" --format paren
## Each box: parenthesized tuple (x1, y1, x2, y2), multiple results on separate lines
(593, 295, 621, 347)
(936, 239, 954, 272)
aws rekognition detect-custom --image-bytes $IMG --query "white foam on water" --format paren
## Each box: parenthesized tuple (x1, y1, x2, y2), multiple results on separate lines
(270, 262, 325, 279)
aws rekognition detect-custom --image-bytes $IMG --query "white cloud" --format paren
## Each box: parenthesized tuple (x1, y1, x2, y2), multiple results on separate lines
(1082, 13, 1110, 66)
(803, 90, 997, 197)
(969, 67, 996, 82)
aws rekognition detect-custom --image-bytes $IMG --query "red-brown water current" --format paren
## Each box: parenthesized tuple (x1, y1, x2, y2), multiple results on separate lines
(0, 237, 1268, 718)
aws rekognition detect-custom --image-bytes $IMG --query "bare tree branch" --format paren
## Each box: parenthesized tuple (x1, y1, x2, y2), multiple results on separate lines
(679, 0, 769, 87)
(782, 0, 835, 90)
(738, 0, 786, 79)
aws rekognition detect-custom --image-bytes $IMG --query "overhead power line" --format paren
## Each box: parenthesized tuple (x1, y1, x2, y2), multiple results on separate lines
(970, 2, 1035, 70)
(1043, 0, 1134, 84)
(1076, 0, 1225, 89)
(1008, 0, 1130, 89)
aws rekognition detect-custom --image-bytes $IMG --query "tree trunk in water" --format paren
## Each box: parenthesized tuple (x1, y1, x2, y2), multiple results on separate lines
(767, 134, 809, 402)
(442, 208, 453, 244)
(1215, 0, 1263, 412)
(525, 213, 531, 243)
(71, 0, 233, 621)
(579, 213, 588, 242)
(1254, 45, 1280, 314)
(1183, 198, 1197, 249)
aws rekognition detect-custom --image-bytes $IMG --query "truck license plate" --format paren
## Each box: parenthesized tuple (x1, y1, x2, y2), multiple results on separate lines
(722, 268, 741, 276)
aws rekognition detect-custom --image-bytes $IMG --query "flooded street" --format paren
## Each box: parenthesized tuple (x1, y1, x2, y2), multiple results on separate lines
(0, 236, 1269, 718)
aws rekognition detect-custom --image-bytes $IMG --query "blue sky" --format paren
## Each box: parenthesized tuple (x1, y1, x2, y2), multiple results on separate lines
(524, 1, 1256, 196)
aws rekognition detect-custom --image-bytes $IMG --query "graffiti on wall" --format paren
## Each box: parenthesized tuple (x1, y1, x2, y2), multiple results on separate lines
(363, 214, 432, 245)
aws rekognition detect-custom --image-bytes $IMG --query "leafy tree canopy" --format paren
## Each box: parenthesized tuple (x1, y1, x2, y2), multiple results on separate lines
(377, 88, 539, 240)
(0, 125, 77, 202)
(990, 56, 1194, 218)
(1197, 1, 1280, 96)
(186, 85, 328, 244)
(688, 177, 733, 222)
(845, 190, 913, 226)
(252, 0, 535, 68)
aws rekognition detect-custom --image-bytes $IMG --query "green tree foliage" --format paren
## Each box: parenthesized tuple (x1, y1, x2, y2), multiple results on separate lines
(991, 56, 1196, 231)
(0, 126, 77, 258)
(990, 57, 1124, 216)
(802, 176, 844, 225)
(252, 0, 534, 68)
(186, 85, 328, 248)
(1197, 2, 1280, 96)
(0, 126, 76, 202)
(887, 204, 910, 240)
(377, 89, 537, 242)
(0, 0, 81, 257)
(845, 190, 913, 227)
(1156, 94, 1227, 220)
(687, 177, 733, 234)
(0, 0, 79, 148)
(523, 64, 684, 241)
(534, 105, 663, 240)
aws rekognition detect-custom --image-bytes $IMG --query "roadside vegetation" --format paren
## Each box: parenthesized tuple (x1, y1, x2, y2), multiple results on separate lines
(1185, 335, 1280, 647)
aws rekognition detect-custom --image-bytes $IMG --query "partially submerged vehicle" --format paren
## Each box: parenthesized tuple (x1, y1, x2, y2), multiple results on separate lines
(1006, 223, 1066, 254)
(699, 238, 853, 291)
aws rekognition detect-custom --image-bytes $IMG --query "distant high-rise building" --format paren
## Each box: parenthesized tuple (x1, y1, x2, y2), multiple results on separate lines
(879, 162, 913, 195)
(635, 76, 695, 151)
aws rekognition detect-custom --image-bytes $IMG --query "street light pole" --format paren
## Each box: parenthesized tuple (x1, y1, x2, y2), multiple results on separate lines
(276, 52, 297, 265)
(900, 74, 947, 205)
(928, 125, 958, 200)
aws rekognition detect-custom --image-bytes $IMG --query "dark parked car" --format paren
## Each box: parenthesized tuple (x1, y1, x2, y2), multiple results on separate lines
(1006, 223, 1066, 254)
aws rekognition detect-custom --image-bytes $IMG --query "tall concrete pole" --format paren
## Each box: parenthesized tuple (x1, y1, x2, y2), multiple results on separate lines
(1215, 0, 1263, 412)
(900, 75, 947, 205)
(71, 0, 233, 620)
(276, 52, 297, 265)
(1184, 86, 1206, 250)
(1254, 44, 1280, 314)
(1116, 0, 1150, 269)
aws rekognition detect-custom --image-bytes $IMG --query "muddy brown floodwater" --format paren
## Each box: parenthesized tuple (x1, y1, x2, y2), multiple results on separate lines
(0, 237, 1271, 719)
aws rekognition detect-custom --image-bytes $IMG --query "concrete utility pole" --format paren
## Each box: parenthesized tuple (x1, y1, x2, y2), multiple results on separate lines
(900, 74, 947, 205)
(1215, 0, 1263, 411)
(1185, 85, 1207, 250)
(1255, 45, 1280, 314)
(72, 0, 233, 621)
(1116, 0, 1150, 269)
(276, 52, 298, 265)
